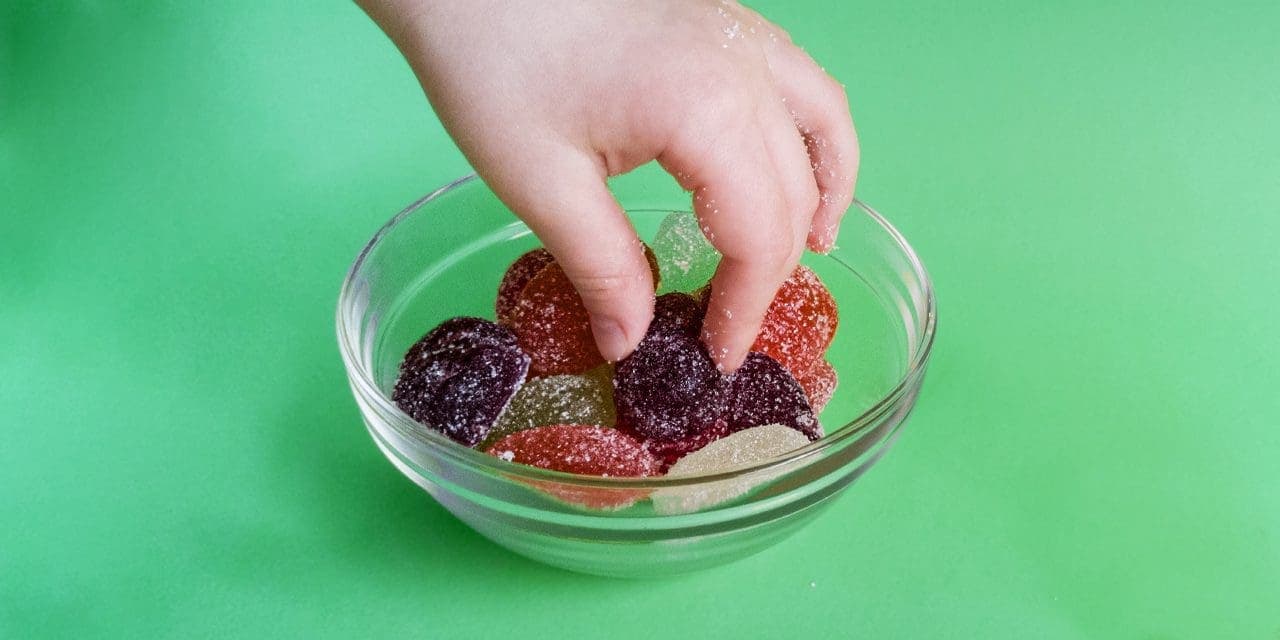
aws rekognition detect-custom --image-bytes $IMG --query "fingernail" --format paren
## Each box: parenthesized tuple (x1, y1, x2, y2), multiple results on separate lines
(591, 316, 632, 362)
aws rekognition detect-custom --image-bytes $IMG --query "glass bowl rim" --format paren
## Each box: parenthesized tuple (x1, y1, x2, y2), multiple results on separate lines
(337, 173, 937, 489)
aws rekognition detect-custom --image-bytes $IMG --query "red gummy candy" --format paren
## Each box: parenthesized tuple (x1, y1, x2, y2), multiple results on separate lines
(392, 317, 530, 447)
(496, 248, 555, 325)
(614, 294, 731, 442)
(485, 425, 660, 477)
(798, 359, 837, 413)
(728, 352, 820, 440)
(508, 246, 662, 376)
(750, 265, 838, 379)
(635, 419, 732, 471)
(511, 263, 605, 376)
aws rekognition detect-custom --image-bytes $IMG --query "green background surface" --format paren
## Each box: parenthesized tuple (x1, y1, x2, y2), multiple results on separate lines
(4, 1, 1278, 637)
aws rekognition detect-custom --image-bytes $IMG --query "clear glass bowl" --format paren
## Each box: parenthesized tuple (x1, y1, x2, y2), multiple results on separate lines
(337, 171, 936, 577)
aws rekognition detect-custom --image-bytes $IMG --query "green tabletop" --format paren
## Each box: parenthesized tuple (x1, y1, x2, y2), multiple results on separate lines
(4, 2, 1278, 637)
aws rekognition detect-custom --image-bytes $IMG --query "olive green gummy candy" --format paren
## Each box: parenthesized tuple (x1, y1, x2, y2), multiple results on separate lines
(484, 366, 616, 447)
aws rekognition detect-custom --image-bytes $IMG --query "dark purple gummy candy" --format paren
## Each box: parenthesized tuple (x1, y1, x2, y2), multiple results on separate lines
(727, 352, 820, 440)
(614, 294, 730, 442)
(648, 291, 704, 337)
(392, 317, 530, 447)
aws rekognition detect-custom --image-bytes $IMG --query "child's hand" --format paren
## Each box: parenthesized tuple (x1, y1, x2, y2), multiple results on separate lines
(359, 0, 858, 371)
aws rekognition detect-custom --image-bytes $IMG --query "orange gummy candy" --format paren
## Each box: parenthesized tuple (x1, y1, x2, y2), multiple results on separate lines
(797, 359, 837, 414)
(750, 265, 838, 379)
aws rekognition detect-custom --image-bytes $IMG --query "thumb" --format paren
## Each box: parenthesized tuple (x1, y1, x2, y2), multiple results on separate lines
(484, 150, 655, 362)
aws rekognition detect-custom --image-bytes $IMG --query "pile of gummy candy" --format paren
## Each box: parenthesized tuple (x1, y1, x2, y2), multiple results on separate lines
(392, 212, 839, 483)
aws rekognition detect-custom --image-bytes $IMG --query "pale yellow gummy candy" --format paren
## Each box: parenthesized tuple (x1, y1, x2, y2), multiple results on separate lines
(667, 424, 811, 476)
(653, 424, 811, 514)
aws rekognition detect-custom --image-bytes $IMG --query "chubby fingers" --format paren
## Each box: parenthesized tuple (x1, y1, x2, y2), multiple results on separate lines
(482, 144, 655, 362)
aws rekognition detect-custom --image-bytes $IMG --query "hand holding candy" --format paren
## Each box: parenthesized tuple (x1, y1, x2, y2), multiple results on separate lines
(358, 0, 858, 371)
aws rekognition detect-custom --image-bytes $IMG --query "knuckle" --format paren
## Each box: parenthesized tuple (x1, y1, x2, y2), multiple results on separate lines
(688, 67, 756, 127)
(564, 262, 649, 304)
(700, 93, 753, 131)
(755, 231, 794, 270)
(570, 272, 633, 299)
(821, 75, 849, 108)
(692, 63, 737, 97)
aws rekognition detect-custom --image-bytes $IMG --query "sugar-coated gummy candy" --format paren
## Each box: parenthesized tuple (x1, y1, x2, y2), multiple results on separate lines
(728, 352, 820, 440)
(511, 262, 605, 376)
(652, 424, 812, 515)
(652, 211, 720, 294)
(500, 247, 660, 327)
(485, 366, 616, 447)
(750, 265, 838, 379)
(614, 294, 730, 442)
(508, 246, 661, 376)
(392, 317, 530, 447)
(485, 424, 660, 477)
(639, 419, 731, 471)
(666, 424, 812, 477)
(798, 359, 837, 413)
(495, 248, 555, 325)
(648, 289, 705, 337)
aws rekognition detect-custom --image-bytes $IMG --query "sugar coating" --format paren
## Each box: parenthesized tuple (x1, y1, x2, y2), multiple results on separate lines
(750, 265, 838, 379)
(652, 424, 812, 514)
(665, 424, 812, 477)
(485, 366, 616, 447)
(508, 247, 660, 376)
(485, 425, 659, 477)
(648, 290, 705, 335)
(651, 212, 720, 294)
(495, 248, 555, 325)
(614, 294, 730, 442)
(510, 262, 604, 376)
(798, 359, 838, 413)
(728, 352, 820, 440)
(640, 419, 731, 472)
(392, 317, 530, 447)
